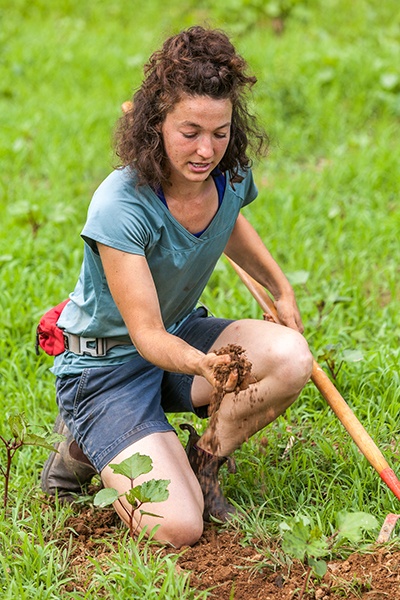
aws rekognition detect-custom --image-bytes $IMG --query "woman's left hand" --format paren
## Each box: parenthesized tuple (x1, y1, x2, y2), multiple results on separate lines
(274, 296, 304, 333)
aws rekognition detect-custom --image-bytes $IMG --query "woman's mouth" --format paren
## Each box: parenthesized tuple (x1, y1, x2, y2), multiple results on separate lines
(189, 162, 211, 172)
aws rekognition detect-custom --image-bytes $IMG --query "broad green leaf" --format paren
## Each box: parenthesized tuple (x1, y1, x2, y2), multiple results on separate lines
(280, 515, 311, 533)
(125, 487, 140, 507)
(94, 487, 120, 507)
(46, 433, 65, 445)
(380, 73, 399, 91)
(23, 433, 58, 452)
(305, 533, 329, 559)
(287, 270, 310, 286)
(281, 530, 307, 559)
(309, 557, 328, 578)
(109, 453, 153, 480)
(318, 345, 338, 362)
(341, 349, 363, 363)
(8, 414, 27, 440)
(337, 511, 378, 543)
(280, 516, 311, 561)
(126, 479, 170, 506)
(280, 516, 328, 561)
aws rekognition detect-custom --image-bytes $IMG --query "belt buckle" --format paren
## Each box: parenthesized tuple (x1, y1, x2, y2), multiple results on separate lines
(79, 337, 106, 357)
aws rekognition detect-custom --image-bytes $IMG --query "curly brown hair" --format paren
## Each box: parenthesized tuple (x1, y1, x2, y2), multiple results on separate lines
(114, 26, 269, 187)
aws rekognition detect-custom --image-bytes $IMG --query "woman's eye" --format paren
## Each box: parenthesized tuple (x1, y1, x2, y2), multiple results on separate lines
(215, 133, 227, 139)
(182, 132, 197, 139)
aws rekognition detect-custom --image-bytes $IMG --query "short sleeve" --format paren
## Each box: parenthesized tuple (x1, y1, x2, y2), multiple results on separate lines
(80, 170, 150, 256)
(241, 169, 258, 207)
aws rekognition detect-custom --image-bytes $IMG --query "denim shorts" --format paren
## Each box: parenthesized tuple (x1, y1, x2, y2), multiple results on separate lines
(55, 307, 233, 472)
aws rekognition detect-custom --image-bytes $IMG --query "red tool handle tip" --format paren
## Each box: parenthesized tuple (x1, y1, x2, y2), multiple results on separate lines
(380, 468, 400, 501)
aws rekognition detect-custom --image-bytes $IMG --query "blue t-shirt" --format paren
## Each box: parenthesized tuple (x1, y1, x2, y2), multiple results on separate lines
(52, 167, 257, 376)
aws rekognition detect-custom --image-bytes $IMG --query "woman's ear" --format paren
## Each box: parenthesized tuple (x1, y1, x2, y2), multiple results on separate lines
(121, 100, 133, 114)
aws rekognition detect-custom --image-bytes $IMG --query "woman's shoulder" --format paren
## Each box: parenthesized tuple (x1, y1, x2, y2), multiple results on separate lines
(94, 167, 139, 198)
(225, 168, 258, 202)
(90, 168, 159, 210)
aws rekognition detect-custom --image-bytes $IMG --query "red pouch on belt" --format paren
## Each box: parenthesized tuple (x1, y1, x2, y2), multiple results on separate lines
(35, 299, 70, 356)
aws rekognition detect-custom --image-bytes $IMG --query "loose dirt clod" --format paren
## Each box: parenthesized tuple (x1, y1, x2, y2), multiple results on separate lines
(209, 344, 253, 421)
(205, 344, 253, 454)
(213, 343, 252, 393)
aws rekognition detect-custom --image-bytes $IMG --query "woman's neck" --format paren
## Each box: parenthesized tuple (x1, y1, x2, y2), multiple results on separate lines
(162, 177, 218, 234)
(164, 176, 212, 205)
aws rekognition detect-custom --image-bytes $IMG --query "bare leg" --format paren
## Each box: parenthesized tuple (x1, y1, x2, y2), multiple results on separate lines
(192, 319, 313, 456)
(101, 431, 204, 548)
(100, 319, 312, 541)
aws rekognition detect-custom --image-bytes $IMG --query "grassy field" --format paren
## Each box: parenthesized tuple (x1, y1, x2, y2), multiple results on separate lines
(1, 0, 400, 597)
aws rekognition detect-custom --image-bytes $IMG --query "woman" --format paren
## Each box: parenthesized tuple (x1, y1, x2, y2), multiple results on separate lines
(41, 26, 313, 548)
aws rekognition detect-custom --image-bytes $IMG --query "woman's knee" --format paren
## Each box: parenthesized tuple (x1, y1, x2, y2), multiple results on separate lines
(153, 512, 204, 548)
(111, 481, 204, 548)
(117, 502, 204, 548)
(273, 330, 313, 391)
(216, 320, 312, 388)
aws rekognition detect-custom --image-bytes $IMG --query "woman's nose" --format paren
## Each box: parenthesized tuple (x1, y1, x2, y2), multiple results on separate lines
(196, 135, 214, 159)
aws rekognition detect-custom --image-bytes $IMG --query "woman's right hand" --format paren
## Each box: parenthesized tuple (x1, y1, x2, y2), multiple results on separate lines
(198, 352, 236, 390)
(197, 352, 252, 392)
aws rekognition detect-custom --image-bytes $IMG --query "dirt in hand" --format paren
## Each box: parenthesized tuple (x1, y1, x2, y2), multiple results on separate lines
(206, 344, 253, 454)
(209, 344, 252, 415)
(213, 344, 252, 392)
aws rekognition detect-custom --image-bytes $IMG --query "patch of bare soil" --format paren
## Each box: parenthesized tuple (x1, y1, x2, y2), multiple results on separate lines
(53, 502, 400, 599)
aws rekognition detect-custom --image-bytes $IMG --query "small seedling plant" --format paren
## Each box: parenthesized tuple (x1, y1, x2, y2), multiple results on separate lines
(0, 413, 62, 510)
(318, 344, 364, 380)
(94, 453, 170, 539)
(279, 511, 378, 599)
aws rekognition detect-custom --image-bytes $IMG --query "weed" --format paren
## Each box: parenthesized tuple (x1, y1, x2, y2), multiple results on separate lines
(279, 512, 378, 598)
(331, 575, 373, 598)
(94, 453, 170, 540)
(0, 414, 61, 510)
(318, 344, 364, 380)
(87, 530, 210, 599)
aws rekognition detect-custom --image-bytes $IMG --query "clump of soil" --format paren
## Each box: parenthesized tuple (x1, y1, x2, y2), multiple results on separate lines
(206, 344, 253, 455)
(209, 343, 252, 417)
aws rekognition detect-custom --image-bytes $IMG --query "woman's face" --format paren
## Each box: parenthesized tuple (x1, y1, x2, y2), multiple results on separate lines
(161, 94, 232, 187)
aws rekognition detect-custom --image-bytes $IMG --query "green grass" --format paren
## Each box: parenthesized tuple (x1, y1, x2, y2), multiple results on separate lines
(1, 0, 400, 596)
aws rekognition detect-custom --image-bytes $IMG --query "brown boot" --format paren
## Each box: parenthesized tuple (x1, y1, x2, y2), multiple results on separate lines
(180, 424, 236, 523)
(41, 414, 97, 503)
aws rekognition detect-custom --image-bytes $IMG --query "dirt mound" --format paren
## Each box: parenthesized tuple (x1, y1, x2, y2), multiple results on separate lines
(55, 504, 400, 599)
